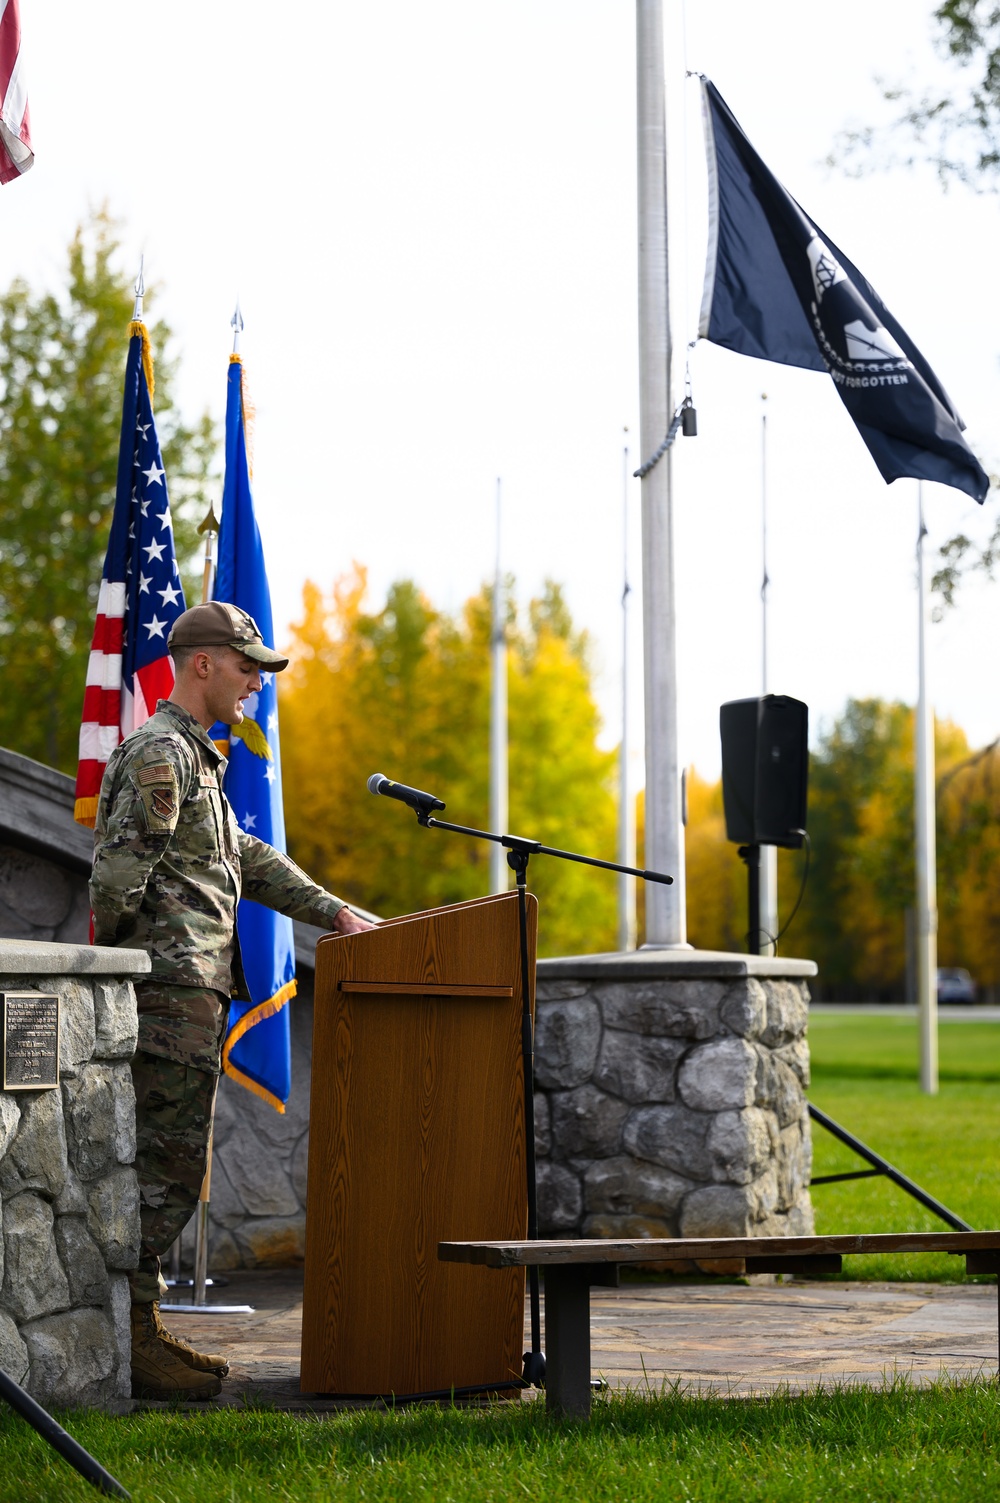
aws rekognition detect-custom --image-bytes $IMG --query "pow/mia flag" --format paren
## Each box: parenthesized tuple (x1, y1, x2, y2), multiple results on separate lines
(698, 78, 989, 504)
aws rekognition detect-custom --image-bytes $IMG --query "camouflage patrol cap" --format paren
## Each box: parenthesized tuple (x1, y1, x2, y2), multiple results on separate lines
(168, 601, 290, 671)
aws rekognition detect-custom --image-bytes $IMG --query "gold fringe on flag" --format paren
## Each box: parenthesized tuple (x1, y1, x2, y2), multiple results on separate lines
(128, 320, 155, 402)
(221, 976, 298, 1113)
(73, 795, 98, 828)
(229, 352, 256, 481)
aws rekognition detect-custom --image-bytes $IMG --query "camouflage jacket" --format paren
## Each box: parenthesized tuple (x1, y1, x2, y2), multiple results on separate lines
(91, 699, 345, 997)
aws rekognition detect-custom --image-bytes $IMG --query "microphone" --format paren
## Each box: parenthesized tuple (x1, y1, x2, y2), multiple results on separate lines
(367, 773, 446, 819)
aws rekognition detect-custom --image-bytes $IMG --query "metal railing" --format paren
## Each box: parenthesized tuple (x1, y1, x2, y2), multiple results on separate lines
(808, 1102, 972, 1232)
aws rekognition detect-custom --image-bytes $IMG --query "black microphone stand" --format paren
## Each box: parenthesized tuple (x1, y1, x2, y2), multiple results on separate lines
(409, 806, 674, 1389)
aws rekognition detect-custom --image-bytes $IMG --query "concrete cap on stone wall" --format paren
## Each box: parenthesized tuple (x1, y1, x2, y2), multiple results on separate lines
(0, 939, 151, 978)
(536, 948, 817, 983)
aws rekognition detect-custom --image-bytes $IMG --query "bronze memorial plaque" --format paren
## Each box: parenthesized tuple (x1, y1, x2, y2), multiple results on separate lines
(2, 992, 60, 1090)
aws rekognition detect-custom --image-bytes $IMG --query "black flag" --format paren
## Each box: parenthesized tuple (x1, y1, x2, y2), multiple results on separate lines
(699, 78, 989, 504)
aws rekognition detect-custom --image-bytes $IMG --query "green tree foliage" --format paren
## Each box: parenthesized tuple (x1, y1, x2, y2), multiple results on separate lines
(279, 569, 618, 957)
(0, 209, 216, 772)
(893, 2, 1000, 187)
(835, 3, 1000, 188)
(795, 699, 921, 992)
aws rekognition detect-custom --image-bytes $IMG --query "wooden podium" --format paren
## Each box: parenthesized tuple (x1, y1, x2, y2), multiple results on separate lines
(300, 890, 536, 1396)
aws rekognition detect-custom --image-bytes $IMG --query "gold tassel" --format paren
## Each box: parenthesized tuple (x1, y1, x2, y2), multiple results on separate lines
(73, 795, 98, 828)
(128, 319, 155, 403)
(241, 362, 256, 483)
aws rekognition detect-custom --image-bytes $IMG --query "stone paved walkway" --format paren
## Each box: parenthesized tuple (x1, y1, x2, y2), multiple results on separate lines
(152, 1270, 999, 1410)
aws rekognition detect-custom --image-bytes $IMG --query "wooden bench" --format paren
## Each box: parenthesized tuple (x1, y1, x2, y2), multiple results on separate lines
(439, 1233, 1000, 1416)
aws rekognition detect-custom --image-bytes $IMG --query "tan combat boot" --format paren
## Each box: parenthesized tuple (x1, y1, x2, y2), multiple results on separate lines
(152, 1302, 230, 1377)
(130, 1303, 222, 1400)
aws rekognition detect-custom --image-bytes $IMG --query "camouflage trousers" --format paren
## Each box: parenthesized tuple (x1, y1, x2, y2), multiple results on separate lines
(129, 1051, 220, 1305)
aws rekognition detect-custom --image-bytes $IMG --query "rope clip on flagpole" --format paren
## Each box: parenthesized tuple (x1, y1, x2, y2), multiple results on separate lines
(634, 393, 698, 479)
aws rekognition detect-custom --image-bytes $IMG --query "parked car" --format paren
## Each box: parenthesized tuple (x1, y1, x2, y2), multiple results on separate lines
(936, 967, 977, 1004)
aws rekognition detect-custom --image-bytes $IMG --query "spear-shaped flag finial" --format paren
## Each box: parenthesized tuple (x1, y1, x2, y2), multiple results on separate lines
(132, 255, 145, 322)
(231, 297, 244, 356)
(198, 500, 220, 604)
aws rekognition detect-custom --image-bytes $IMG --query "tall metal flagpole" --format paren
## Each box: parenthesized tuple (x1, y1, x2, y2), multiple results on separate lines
(637, 0, 686, 945)
(166, 301, 253, 1316)
(759, 394, 778, 954)
(619, 431, 637, 950)
(191, 309, 242, 1306)
(489, 478, 508, 894)
(190, 496, 220, 1308)
(915, 482, 939, 1094)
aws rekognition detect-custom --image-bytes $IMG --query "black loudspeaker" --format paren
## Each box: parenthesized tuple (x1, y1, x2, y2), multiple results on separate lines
(720, 695, 808, 849)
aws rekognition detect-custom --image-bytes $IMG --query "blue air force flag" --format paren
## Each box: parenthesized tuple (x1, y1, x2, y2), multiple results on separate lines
(213, 355, 295, 1111)
(699, 78, 989, 503)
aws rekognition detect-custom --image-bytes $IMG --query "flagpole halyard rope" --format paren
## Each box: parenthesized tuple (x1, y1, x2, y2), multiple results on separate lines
(634, 400, 688, 479)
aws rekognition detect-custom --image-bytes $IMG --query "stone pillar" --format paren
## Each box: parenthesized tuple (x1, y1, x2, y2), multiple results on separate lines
(532, 950, 816, 1247)
(0, 939, 148, 1409)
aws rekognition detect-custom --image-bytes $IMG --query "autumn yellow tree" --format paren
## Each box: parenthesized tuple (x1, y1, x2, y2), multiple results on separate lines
(938, 739, 1000, 989)
(279, 569, 618, 957)
(683, 771, 746, 952)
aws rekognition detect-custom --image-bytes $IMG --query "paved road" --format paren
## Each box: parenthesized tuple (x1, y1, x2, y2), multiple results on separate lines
(155, 1270, 999, 1409)
(811, 1004, 1000, 1020)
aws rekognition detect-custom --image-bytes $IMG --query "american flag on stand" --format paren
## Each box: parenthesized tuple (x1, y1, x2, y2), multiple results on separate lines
(0, 0, 33, 185)
(74, 322, 186, 826)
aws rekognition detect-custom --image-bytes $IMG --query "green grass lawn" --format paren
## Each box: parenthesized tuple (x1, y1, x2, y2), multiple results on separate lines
(4, 1379, 1000, 1503)
(4, 1010, 998, 1503)
(807, 1012, 1000, 1280)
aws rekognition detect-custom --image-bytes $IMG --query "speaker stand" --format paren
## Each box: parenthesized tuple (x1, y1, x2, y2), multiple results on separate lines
(737, 842, 764, 956)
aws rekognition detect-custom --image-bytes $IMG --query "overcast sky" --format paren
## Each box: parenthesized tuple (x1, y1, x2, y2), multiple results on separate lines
(6, 1, 999, 784)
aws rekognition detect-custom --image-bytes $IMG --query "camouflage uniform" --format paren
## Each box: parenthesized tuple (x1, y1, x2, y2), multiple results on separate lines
(91, 698, 346, 1303)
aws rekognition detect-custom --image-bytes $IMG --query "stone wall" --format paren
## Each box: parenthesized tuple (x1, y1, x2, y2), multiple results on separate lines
(0, 940, 148, 1409)
(0, 844, 90, 947)
(533, 959, 814, 1244)
(0, 747, 92, 948)
(198, 948, 816, 1269)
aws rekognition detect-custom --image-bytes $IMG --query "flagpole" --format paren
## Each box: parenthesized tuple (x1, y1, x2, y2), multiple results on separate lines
(759, 393, 777, 954)
(185, 512, 221, 1310)
(915, 482, 939, 1093)
(637, 0, 686, 945)
(167, 305, 253, 1317)
(489, 478, 508, 893)
(618, 432, 637, 950)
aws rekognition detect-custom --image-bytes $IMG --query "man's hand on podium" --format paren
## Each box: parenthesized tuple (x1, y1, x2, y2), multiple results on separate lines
(333, 907, 376, 936)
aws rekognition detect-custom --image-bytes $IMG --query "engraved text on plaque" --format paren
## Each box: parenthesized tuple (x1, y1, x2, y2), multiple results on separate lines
(2, 992, 60, 1090)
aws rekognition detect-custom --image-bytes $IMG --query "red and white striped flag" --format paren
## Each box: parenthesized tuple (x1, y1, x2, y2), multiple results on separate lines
(0, 0, 32, 185)
(74, 324, 187, 826)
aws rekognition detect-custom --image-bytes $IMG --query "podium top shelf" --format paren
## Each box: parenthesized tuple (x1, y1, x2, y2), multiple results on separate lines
(338, 981, 514, 998)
